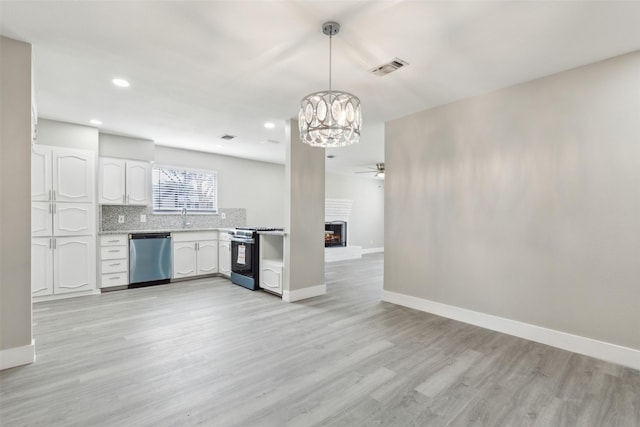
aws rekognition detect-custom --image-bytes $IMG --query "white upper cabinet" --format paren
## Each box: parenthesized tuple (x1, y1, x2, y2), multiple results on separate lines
(54, 148, 94, 202)
(32, 145, 94, 202)
(99, 157, 150, 205)
(31, 146, 51, 201)
(126, 161, 150, 205)
(98, 158, 126, 204)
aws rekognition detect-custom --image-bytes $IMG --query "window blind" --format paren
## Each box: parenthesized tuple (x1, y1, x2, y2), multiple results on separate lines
(152, 166, 218, 213)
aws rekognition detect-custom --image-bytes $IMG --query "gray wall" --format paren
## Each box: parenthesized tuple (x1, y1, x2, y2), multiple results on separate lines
(0, 37, 32, 358)
(99, 133, 154, 161)
(325, 173, 384, 249)
(284, 119, 325, 292)
(37, 119, 99, 152)
(154, 146, 285, 227)
(384, 52, 640, 350)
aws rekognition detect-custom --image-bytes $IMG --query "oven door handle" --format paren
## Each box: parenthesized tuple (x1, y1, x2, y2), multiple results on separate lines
(230, 237, 255, 244)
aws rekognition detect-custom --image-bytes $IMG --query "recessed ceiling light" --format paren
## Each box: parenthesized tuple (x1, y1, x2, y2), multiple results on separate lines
(264, 122, 275, 129)
(90, 119, 103, 125)
(112, 78, 130, 87)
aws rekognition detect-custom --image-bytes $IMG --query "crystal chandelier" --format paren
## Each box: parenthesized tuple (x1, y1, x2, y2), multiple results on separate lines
(299, 21, 361, 148)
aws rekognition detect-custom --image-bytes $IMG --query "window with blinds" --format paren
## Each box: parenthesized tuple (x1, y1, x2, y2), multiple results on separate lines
(152, 166, 218, 213)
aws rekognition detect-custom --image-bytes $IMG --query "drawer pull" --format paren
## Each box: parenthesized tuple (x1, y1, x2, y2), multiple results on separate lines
(109, 263, 121, 267)
(108, 250, 120, 253)
(108, 240, 119, 243)
(109, 276, 121, 280)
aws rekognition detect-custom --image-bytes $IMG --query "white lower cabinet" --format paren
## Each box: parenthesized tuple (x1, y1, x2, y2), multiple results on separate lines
(173, 242, 197, 278)
(99, 234, 128, 288)
(196, 240, 218, 275)
(31, 238, 53, 297)
(260, 260, 283, 295)
(218, 232, 231, 278)
(172, 232, 218, 279)
(31, 236, 96, 296)
(54, 236, 96, 294)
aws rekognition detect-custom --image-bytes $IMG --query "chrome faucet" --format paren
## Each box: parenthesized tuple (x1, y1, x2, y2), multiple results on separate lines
(181, 207, 189, 228)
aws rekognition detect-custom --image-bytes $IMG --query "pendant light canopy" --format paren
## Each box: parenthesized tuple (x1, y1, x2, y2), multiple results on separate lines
(299, 21, 361, 148)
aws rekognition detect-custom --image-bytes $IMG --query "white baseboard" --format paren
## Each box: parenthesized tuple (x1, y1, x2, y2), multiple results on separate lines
(325, 246, 362, 262)
(283, 284, 327, 302)
(362, 247, 384, 254)
(382, 290, 640, 371)
(0, 340, 35, 370)
(34, 289, 100, 302)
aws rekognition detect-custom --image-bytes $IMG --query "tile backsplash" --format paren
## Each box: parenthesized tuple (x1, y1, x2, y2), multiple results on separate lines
(101, 205, 246, 232)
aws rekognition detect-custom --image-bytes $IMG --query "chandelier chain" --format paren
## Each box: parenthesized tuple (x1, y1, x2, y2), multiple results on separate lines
(329, 32, 332, 93)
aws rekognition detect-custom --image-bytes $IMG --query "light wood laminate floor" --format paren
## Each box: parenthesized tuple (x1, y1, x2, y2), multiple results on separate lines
(1, 253, 639, 426)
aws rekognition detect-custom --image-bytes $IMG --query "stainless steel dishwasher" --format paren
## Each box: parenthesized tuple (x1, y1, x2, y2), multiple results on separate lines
(129, 232, 172, 287)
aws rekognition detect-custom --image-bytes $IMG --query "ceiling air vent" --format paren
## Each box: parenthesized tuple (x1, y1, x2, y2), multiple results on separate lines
(370, 57, 409, 76)
(220, 134, 236, 140)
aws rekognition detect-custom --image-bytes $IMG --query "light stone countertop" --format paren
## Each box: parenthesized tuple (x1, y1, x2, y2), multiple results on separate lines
(99, 228, 234, 235)
(256, 230, 286, 236)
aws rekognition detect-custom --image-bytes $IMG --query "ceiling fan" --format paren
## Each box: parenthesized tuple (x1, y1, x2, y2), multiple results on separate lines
(356, 162, 385, 178)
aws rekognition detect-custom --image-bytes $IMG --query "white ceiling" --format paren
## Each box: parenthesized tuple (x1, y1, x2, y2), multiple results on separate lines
(2, 1, 639, 174)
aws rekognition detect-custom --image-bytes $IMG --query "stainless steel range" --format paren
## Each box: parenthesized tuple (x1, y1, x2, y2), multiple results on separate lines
(229, 227, 283, 290)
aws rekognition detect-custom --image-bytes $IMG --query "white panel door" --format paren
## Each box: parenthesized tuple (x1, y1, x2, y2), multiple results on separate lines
(31, 202, 52, 237)
(54, 203, 95, 236)
(99, 158, 125, 204)
(31, 146, 51, 201)
(197, 240, 218, 275)
(261, 264, 283, 295)
(31, 238, 53, 296)
(53, 148, 94, 202)
(218, 240, 231, 277)
(126, 161, 150, 205)
(53, 236, 95, 294)
(173, 242, 197, 278)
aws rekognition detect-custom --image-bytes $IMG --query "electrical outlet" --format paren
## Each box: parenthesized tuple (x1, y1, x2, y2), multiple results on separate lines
(140, 214, 146, 223)
(221, 212, 226, 220)
(118, 215, 125, 224)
